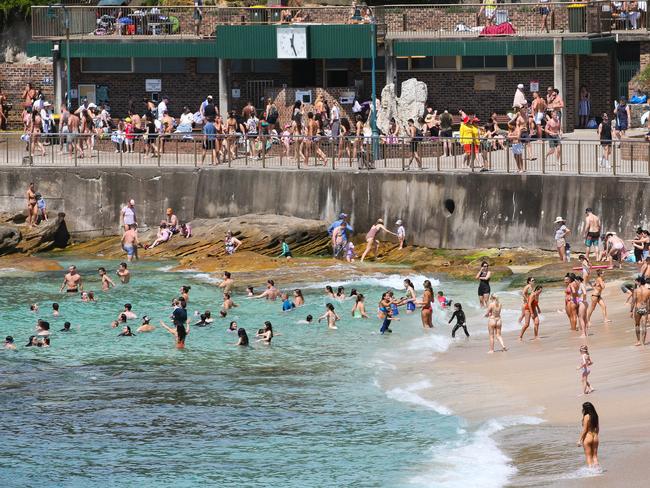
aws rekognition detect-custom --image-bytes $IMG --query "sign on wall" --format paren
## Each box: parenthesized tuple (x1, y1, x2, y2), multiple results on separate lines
(145, 79, 162, 92)
(474, 74, 496, 91)
(232, 88, 241, 99)
(295, 90, 312, 104)
(530, 80, 539, 93)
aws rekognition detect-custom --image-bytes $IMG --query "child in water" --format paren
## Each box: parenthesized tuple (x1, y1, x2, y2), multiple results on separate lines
(577, 345, 594, 394)
(449, 303, 469, 338)
(318, 303, 340, 329)
(437, 291, 452, 308)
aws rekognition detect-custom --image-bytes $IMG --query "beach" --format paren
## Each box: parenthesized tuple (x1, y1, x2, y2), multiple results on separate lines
(378, 279, 650, 486)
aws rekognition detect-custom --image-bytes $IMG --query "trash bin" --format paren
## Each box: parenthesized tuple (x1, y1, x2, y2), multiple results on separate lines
(568, 4, 587, 33)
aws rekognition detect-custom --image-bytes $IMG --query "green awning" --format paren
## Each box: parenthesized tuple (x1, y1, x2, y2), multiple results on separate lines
(28, 40, 220, 58)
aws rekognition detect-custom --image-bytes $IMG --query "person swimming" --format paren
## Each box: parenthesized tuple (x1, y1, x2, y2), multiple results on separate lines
(52, 302, 60, 317)
(281, 293, 295, 312)
(118, 325, 135, 337)
(235, 328, 249, 346)
(60, 321, 71, 332)
(351, 293, 369, 318)
(318, 303, 340, 329)
(403, 279, 417, 313)
(228, 321, 238, 332)
(256, 321, 274, 344)
(436, 291, 452, 308)
(137, 316, 156, 333)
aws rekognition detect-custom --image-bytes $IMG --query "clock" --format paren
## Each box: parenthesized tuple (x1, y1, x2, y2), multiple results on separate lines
(276, 27, 308, 59)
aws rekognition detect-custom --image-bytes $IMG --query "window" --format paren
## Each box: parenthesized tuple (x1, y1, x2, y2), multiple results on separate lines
(325, 59, 348, 70)
(197, 58, 218, 74)
(361, 57, 386, 71)
(396, 57, 409, 71)
(253, 60, 281, 73)
(326, 70, 349, 87)
(462, 56, 507, 70)
(513, 55, 553, 69)
(231, 60, 252, 73)
(81, 57, 132, 73)
(410, 57, 433, 70)
(134, 58, 185, 73)
(434, 56, 456, 69)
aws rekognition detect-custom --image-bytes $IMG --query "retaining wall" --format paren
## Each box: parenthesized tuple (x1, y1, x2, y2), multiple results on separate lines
(0, 167, 647, 249)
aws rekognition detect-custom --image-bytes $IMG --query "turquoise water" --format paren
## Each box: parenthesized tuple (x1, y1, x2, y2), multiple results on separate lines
(0, 258, 522, 487)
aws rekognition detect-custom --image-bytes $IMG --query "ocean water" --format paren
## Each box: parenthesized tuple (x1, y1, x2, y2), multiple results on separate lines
(0, 258, 532, 487)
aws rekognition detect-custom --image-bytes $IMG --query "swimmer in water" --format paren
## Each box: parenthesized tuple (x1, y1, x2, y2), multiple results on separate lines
(204, 311, 213, 324)
(118, 325, 135, 337)
(60, 265, 82, 293)
(235, 328, 249, 346)
(180, 285, 191, 303)
(218, 271, 234, 294)
(300, 315, 313, 324)
(30, 304, 39, 312)
(194, 314, 209, 327)
(137, 315, 155, 333)
(325, 285, 336, 299)
(113, 314, 127, 328)
(351, 293, 369, 318)
(486, 295, 507, 353)
(88, 291, 96, 302)
(159, 319, 189, 349)
(222, 293, 237, 310)
(379, 302, 398, 334)
(449, 303, 469, 338)
(577, 345, 594, 394)
(281, 293, 295, 312)
(256, 321, 274, 344)
(4, 336, 16, 350)
(117, 262, 130, 284)
(81, 292, 89, 302)
(578, 402, 600, 468)
(52, 302, 59, 317)
(293, 289, 304, 307)
(246, 286, 254, 297)
(220, 310, 227, 318)
(335, 286, 346, 300)
(227, 321, 238, 332)
(60, 322, 71, 332)
(254, 280, 280, 300)
(121, 303, 137, 320)
(98, 267, 115, 291)
(318, 303, 340, 329)
(403, 279, 417, 314)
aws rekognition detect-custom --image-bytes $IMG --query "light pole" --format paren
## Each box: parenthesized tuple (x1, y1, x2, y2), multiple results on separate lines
(49, 4, 71, 109)
(370, 17, 378, 165)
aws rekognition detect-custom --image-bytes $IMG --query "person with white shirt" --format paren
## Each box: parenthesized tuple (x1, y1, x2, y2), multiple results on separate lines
(513, 84, 527, 109)
(330, 101, 341, 138)
(157, 96, 168, 121)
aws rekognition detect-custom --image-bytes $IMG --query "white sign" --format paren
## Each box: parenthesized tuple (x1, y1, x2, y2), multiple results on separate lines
(232, 88, 241, 99)
(530, 80, 539, 93)
(295, 90, 312, 104)
(145, 79, 162, 92)
(276, 27, 308, 59)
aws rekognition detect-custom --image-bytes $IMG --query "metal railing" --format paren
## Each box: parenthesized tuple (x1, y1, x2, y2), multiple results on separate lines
(31, 2, 627, 40)
(3, 131, 650, 177)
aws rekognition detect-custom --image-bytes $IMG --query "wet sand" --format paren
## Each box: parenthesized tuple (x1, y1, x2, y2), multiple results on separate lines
(389, 281, 650, 486)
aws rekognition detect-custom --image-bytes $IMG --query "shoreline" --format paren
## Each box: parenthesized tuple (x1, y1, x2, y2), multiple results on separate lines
(380, 279, 650, 486)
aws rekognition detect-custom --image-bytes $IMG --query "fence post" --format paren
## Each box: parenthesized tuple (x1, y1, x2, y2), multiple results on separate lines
(262, 138, 266, 169)
(506, 145, 510, 173)
(194, 140, 198, 167)
(613, 141, 617, 175)
(541, 141, 546, 173)
(245, 135, 249, 166)
(5, 135, 8, 165)
(577, 140, 581, 175)
(647, 143, 650, 176)
(401, 138, 405, 171)
(631, 143, 634, 174)
(436, 140, 441, 172)
(297, 138, 301, 170)
(332, 139, 336, 170)
(119, 146, 123, 167)
(175, 138, 179, 165)
(594, 144, 598, 174)
(74, 142, 78, 167)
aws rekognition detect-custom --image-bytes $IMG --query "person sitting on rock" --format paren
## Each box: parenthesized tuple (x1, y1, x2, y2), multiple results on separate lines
(165, 207, 179, 234)
(149, 222, 172, 249)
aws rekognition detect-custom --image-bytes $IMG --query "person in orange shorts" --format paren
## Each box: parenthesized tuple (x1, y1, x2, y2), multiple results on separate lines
(459, 110, 480, 168)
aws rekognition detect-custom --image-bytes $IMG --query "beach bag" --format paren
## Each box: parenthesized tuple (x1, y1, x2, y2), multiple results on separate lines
(586, 118, 597, 129)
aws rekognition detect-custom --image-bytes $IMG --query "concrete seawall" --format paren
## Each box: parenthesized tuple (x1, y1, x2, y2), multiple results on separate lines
(0, 167, 647, 249)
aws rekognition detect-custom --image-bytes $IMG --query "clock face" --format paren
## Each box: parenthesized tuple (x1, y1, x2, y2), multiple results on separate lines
(276, 27, 308, 59)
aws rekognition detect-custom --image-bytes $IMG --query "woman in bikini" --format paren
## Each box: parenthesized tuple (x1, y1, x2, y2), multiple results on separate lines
(587, 269, 611, 325)
(517, 277, 535, 324)
(575, 276, 589, 338)
(419, 280, 434, 328)
(520, 285, 543, 341)
(256, 321, 274, 344)
(337, 118, 352, 165)
(226, 111, 238, 161)
(214, 114, 225, 163)
(577, 345, 594, 395)
(486, 294, 507, 353)
(577, 402, 600, 468)
(351, 293, 368, 319)
(578, 254, 591, 285)
(564, 273, 578, 331)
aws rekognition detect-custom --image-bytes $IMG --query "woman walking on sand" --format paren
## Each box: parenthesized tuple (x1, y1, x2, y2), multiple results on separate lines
(486, 295, 507, 353)
(577, 402, 600, 469)
(587, 270, 611, 325)
(360, 219, 397, 263)
(577, 345, 594, 395)
(575, 276, 589, 338)
(517, 277, 535, 324)
(520, 285, 543, 341)
(564, 273, 579, 331)
(476, 261, 492, 308)
(419, 280, 434, 328)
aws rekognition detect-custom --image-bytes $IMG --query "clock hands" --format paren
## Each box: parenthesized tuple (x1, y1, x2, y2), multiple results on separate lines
(290, 34, 297, 56)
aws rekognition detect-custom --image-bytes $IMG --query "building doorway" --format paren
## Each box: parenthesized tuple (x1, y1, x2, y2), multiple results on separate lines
(292, 60, 317, 87)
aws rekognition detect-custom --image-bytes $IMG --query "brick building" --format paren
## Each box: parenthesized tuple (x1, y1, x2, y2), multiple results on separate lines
(19, 3, 648, 132)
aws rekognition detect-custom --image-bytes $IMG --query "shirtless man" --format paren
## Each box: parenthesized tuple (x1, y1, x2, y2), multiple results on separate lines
(137, 315, 155, 333)
(121, 224, 139, 262)
(98, 267, 115, 291)
(302, 112, 317, 164)
(218, 271, 234, 294)
(531, 91, 546, 138)
(21, 83, 36, 108)
(68, 110, 84, 159)
(60, 265, 83, 293)
(583, 208, 601, 260)
(486, 295, 507, 353)
(117, 262, 130, 284)
(26, 182, 37, 227)
(631, 276, 650, 346)
(255, 279, 280, 300)
(121, 303, 137, 320)
(331, 222, 349, 258)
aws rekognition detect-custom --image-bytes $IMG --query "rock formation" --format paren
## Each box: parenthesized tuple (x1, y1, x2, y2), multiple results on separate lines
(0, 212, 69, 255)
(377, 78, 428, 136)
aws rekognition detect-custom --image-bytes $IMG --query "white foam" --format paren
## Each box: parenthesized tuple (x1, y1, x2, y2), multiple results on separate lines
(409, 416, 544, 488)
(405, 333, 452, 353)
(385, 379, 453, 416)
(301, 273, 440, 291)
(191, 272, 221, 284)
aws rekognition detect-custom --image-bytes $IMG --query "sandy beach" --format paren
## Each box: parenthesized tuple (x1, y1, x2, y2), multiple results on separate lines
(382, 278, 650, 486)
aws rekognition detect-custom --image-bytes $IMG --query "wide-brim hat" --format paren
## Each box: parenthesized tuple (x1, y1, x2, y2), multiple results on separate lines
(554, 216, 565, 223)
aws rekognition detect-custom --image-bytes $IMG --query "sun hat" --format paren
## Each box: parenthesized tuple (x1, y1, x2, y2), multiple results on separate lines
(554, 216, 565, 223)
(396, 219, 403, 225)
(517, 83, 524, 89)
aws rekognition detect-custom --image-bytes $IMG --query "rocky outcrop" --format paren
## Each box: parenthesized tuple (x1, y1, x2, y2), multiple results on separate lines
(377, 78, 428, 136)
(0, 226, 21, 255)
(0, 212, 69, 255)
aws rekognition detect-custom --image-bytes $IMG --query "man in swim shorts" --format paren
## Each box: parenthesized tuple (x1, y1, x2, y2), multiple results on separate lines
(631, 276, 650, 346)
(121, 224, 139, 262)
(583, 208, 601, 260)
(60, 265, 83, 293)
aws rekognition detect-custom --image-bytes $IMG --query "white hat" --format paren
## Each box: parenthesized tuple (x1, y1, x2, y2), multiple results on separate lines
(554, 216, 565, 223)
(129, 199, 135, 205)
(396, 219, 403, 225)
(88, 102, 97, 109)
(517, 83, 524, 89)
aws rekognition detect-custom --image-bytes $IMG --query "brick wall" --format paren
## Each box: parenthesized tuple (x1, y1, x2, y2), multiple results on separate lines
(0, 61, 54, 129)
(640, 41, 650, 71)
(264, 86, 358, 126)
(578, 54, 613, 123)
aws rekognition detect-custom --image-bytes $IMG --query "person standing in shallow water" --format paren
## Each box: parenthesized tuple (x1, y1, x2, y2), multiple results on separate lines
(418, 280, 434, 328)
(360, 219, 396, 263)
(476, 261, 491, 308)
(577, 402, 600, 469)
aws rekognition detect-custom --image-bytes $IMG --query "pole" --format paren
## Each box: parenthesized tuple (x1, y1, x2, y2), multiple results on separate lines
(370, 19, 378, 165)
(64, 6, 71, 110)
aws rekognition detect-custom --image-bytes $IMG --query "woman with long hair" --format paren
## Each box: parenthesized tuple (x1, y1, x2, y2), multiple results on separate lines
(160, 319, 189, 349)
(403, 278, 417, 314)
(575, 276, 589, 338)
(486, 294, 507, 353)
(235, 328, 249, 346)
(418, 280, 434, 328)
(578, 402, 600, 468)
(564, 273, 578, 331)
